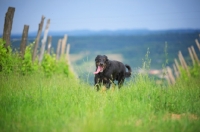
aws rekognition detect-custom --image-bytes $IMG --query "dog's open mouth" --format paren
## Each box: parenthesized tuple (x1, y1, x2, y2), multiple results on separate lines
(94, 65, 104, 74)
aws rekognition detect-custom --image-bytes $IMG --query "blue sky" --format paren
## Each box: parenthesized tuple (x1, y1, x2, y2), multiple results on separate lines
(0, 0, 200, 34)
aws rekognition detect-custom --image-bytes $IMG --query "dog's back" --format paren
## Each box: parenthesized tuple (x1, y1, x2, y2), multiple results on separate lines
(110, 60, 131, 77)
(110, 60, 125, 72)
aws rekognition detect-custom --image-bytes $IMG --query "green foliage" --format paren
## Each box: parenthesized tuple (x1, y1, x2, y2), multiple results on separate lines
(41, 54, 71, 77)
(190, 63, 200, 77)
(178, 67, 190, 81)
(0, 38, 14, 73)
(21, 43, 38, 74)
(56, 60, 70, 76)
(177, 64, 200, 82)
(41, 53, 56, 76)
(0, 38, 71, 77)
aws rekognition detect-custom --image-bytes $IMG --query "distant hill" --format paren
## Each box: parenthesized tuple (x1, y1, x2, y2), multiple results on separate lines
(5, 29, 200, 37)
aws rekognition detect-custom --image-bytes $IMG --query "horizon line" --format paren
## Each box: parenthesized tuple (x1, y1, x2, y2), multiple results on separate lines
(9, 28, 200, 35)
(0, 28, 200, 36)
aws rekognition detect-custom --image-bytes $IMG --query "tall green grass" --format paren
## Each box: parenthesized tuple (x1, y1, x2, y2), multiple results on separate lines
(0, 72, 200, 132)
(1, 38, 200, 131)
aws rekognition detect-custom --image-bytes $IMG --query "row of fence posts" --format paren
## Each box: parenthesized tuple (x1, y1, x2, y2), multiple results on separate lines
(2, 7, 70, 66)
(166, 36, 200, 85)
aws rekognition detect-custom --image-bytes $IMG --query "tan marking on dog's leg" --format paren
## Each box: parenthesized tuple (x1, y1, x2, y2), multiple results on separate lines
(101, 86, 107, 92)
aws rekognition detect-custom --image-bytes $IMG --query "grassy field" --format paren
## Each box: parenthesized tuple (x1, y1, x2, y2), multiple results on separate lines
(0, 71, 200, 132)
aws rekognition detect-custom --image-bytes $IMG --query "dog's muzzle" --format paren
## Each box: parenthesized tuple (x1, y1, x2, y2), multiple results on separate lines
(94, 64, 104, 74)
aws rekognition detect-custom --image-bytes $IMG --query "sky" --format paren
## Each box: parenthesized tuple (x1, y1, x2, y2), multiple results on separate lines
(0, 0, 200, 34)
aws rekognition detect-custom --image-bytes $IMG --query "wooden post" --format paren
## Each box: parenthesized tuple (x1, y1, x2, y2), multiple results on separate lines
(56, 39, 62, 61)
(3, 7, 15, 49)
(188, 47, 195, 66)
(166, 66, 176, 85)
(174, 58, 181, 74)
(173, 64, 179, 78)
(65, 44, 70, 61)
(191, 46, 199, 64)
(47, 36, 52, 54)
(178, 51, 190, 76)
(20, 25, 29, 58)
(61, 35, 68, 56)
(178, 52, 184, 69)
(195, 39, 200, 51)
(39, 19, 50, 64)
(32, 16, 45, 63)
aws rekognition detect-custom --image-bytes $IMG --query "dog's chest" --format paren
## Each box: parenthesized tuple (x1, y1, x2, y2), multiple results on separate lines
(97, 72, 117, 81)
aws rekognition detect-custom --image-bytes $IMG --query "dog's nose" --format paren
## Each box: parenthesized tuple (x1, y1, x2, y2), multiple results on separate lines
(100, 62, 104, 65)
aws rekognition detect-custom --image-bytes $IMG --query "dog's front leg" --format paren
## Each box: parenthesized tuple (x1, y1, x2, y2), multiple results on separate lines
(103, 77, 111, 89)
(94, 76, 100, 91)
(95, 83, 100, 91)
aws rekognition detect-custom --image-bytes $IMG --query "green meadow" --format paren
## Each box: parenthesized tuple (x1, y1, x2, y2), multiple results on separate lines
(1, 71, 200, 132)
(1, 38, 200, 132)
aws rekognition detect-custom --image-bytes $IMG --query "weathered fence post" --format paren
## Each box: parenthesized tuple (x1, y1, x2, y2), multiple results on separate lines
(166, 66, 175, 85)
(3, 7, 15, 49)
(20, 25, 29, 58)
(39, 19, 50, 64)
(47, 36, 52, 54)
(61, 35, 68, 57)
(178, 51, 190, 77)
(65, 43, 70, 61)
(56, 39, 62, 61)
(195, 39, 200, 51)
(191, 46, 199, 64)
(174, 58, 181, 74)
(173, 64, 179, 78)
(32, 16, 45, 63)
(188, 47, 195, 66)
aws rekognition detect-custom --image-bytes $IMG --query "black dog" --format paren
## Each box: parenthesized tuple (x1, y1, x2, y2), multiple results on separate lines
(94, 55, 132, 90)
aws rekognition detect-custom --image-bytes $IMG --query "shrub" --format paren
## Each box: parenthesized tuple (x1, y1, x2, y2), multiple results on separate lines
(41, 53, 56, 76)
(0, 38, 14, 73)
(21, 43, 39, 74)
(0, 38, 71, 77)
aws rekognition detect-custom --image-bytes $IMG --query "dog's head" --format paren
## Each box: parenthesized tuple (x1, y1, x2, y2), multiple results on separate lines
(94, 55, 108, 74)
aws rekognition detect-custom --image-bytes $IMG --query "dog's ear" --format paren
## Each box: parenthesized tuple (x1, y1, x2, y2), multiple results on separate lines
(95, 55, 100, 61)
(104, 55, 110, 65)
(104, 55, 108, 61)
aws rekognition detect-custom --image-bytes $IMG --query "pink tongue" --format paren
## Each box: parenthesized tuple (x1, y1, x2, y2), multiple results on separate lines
(93, 66, 102, 74)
